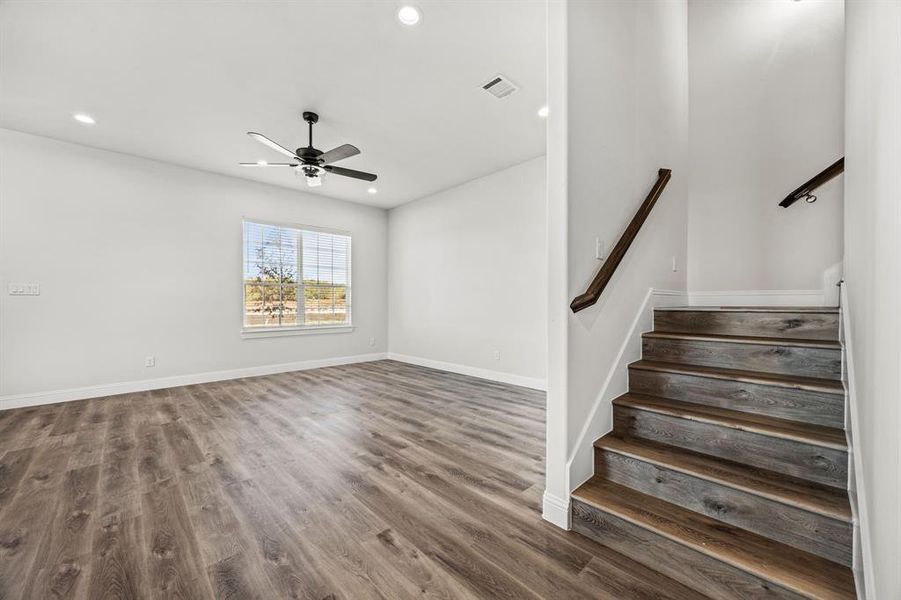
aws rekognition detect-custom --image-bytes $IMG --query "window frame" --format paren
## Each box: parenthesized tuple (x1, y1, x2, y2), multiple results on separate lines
(241, 218, 354, 338)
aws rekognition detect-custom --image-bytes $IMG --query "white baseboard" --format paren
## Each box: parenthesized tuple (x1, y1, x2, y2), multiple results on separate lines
(566, 288, 688, 492)
(840, 286, 876, 600)
(687, 289, 827, 307)
(0, 352, 389, 411)
(542, 490, 571, 529)
(386, 352, 547, 391)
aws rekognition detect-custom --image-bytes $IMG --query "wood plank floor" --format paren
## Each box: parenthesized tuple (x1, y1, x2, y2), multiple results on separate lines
(0, 360, 704, 599)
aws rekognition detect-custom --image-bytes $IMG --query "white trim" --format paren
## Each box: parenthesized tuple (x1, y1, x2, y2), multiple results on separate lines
(566, 288, 688, 492)
(241, 325, 355, 339)
(542, 491, 571, 529)
(840, 285, 876, 600)
(0, 352, 388, 411)
(687, 289, 827, 307)
(386, 353, 547, 391)
(543, 0, 570, 531)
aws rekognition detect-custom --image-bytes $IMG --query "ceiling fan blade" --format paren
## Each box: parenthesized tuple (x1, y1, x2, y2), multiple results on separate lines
(247, 132, 298, 159)
(239, 162, 298, 167)
(322, 165, 378, 182)
(318, 143, 360, 165)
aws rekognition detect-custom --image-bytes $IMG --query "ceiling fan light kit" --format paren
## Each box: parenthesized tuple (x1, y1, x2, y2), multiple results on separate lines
(296, 164, 325, 187)
(241, 111, 377, 189)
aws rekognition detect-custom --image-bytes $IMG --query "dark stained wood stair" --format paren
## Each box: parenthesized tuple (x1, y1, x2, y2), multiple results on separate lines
(628, 360, 845, 428)
(641, 331, 842, 380)
(571, 306, 856, 599)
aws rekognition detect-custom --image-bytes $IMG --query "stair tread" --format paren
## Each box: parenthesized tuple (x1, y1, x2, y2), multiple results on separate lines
(656, 306, 840, 313)
(630, 359, 845, 394)
(614, 393, 847, 450)
(595, 434, 852, 522)
(572, 478, 856, 599)
(643, 330, 842, 349)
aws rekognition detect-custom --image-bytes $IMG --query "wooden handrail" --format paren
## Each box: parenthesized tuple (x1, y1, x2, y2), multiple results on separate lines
(779, 157, 844, 208)
(570, 168, 672, 313)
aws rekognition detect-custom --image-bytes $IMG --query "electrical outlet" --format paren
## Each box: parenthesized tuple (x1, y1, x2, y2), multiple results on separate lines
(8, 283, 40, 296)
(144, 356, 155, 367)
(368, 336, 376, 347)
(492, 350, 501, 361)
(595, 238, 605, 261)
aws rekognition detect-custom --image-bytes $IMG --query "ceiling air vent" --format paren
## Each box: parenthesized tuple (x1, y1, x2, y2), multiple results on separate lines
(481, 74, 519, 99)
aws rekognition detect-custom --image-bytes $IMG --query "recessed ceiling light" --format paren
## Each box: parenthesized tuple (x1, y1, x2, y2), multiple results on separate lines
(367, 187, 378, 194)
(257, 160, 268, 166)
(73, 113, 96, 125)
(537, 106, 549, 118)
(397, 5, 421, 26)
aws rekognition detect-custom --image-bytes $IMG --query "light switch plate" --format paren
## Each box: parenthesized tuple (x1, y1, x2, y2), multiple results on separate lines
(8, 283, 40, 296)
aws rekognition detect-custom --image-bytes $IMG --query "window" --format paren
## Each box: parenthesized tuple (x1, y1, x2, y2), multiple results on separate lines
(243, 220, 351, 331)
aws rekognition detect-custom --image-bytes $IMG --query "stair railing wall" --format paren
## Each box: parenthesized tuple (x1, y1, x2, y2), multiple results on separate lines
(570, 168, 672, 313)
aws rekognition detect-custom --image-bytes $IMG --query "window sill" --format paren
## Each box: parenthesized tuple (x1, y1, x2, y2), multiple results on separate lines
(241, 325, 355, 339)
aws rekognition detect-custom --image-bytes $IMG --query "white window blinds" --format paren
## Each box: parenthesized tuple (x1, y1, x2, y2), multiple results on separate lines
(243, 220, 351, 329)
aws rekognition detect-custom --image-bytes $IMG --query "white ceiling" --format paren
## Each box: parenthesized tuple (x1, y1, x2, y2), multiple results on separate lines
(0, 1, 547, 209)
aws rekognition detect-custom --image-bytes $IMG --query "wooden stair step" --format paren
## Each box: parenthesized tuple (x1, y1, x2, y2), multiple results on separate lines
(571, 478, 856, 600)
(642, 332, 842, 381)
(629, 360, 844, 395)
(594, 435, 852, 565)
(613, 394, 846, 450)
(628, 360, 845, 428)
(644, 331, 841, 349)
(655, 306, 839, 313)
(595, 435, 851, 522)
(653, 307, 839, 341)
(614, 394, 848, 488)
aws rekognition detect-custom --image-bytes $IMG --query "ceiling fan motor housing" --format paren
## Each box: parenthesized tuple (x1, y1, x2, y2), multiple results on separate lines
(297, 147, 323, 162)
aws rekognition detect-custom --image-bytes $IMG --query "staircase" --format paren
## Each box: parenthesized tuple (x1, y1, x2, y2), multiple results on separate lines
(570, 307, 856, 599)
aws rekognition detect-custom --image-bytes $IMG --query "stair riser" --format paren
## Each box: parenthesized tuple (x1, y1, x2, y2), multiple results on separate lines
(596, 449, 852, 566)
(654, 311, 839, 341)
(613, 406, 848, 488)
(642, 337, 842, 380)
(571, 499, 805, 600)
(628, 368, 845, 428)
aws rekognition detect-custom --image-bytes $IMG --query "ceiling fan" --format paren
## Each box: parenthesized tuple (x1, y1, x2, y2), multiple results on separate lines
(240, 111, 377, 188)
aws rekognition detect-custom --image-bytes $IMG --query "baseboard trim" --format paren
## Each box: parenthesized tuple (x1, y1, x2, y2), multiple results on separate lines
(542, 490, 571, 529)
(840, 286, 876, 600)
(0, 352, 389, 411)
(687, 289, 827, 307)
(386, 353, 547, 391)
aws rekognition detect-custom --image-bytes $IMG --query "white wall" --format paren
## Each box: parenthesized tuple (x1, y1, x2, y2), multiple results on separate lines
(0, 129, 388, 402)
(844, 1, 901, 597)
(387, 156, 547, 388)
(687, 0, 845, 293)
(544, 0, 690, 524)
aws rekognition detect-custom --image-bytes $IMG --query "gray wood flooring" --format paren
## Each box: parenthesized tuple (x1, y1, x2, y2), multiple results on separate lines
(0, 360, 702, 599)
